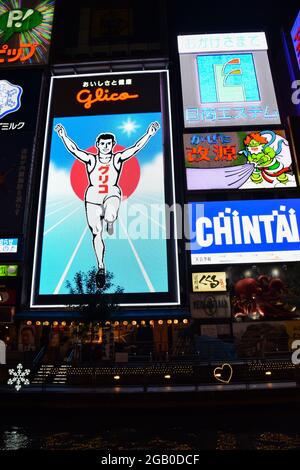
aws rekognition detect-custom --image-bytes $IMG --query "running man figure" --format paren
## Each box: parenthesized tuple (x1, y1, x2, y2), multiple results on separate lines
(55, 122, 160, 288)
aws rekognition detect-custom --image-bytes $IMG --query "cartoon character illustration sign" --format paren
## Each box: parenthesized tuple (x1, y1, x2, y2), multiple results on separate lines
(54, 121, 160, 288)
(31, 71, 180, 307)
(184, 130, 297, 190)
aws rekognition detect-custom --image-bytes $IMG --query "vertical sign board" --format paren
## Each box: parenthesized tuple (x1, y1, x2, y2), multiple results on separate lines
(184, 130, 297, 190)
(31, 71, 180, 308)
(291, 10, 300, 71)
(0, 0, 55, 66)
(0, 69, 43, 233)
(178, 32, 280, 128)
(189, 199, 300, 265)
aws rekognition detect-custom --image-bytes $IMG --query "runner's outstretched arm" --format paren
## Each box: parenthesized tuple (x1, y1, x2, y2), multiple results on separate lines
(117, 122, 160, 162)
(55, 124, 92, 163)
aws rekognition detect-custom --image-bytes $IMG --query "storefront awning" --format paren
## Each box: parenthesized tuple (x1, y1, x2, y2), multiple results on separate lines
(15, 309, 191, 321)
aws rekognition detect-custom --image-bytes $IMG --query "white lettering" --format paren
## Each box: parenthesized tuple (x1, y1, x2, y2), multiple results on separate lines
(232, 211, 242, 244)
(276, 215, 295, 242)
(241, 215, 261, 244)
(7, 10, 23, 28)
(291, 340, 300, 365)
(258, 215, 274, 243)
(196, 217, 213, 247)
(213, 216, 232, 245)
(289, 210, 300, 242)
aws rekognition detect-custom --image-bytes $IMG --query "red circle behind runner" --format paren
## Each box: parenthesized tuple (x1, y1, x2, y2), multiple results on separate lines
(70, 144, 140, 201)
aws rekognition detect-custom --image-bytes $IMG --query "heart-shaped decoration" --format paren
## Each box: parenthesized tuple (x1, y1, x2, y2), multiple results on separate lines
(213, 363, 233, 384)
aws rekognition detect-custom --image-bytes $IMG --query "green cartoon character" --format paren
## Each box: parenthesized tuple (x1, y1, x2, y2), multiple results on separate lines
(240, 131, 291, 185)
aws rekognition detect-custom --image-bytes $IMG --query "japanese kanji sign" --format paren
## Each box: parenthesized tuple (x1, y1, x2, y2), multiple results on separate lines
(0, 1, 55, 66)
(192, 272, 227, 292)
(31, 71, 179, 309)
(178, 32, 280, 128)
(184, 130, 297, 190)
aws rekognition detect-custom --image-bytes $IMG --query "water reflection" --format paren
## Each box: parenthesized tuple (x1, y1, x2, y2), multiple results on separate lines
(1, 406, 300, 451)
(1, 425, 300, 450)
(2, 427, 30, 450)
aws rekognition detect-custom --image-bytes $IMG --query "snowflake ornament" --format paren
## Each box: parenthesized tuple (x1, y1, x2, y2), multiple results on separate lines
(7, 363, 30, 391)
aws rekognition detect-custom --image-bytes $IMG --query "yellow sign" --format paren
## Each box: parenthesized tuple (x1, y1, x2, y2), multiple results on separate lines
(213, 363, 233, 384)
(192, 272, 226, 292)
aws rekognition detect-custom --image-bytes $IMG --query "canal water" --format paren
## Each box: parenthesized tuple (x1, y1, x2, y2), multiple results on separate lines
(0, 404, 300, 451)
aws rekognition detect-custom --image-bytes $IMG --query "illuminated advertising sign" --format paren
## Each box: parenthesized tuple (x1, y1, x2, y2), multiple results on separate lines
(31, 71, 179, 308)
(190, 293, 231, 319)
(291, 11, 300, 71)
(184, 130, 297, 190)
(189, 199, 300, 265)
(0, 264, 18, 276)
(0, 69, 43, 132)
(0, 0, 55, 66)
(192, 272, 226, 292)
(178, 32, 280, 128)
(0, 238, 18, 253)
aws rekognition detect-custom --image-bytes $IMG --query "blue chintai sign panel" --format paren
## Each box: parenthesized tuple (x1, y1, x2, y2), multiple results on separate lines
(189, 199, 300, 265)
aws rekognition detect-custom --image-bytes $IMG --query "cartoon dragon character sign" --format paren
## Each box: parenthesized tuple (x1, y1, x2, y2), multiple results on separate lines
(240, 131, 292, 185)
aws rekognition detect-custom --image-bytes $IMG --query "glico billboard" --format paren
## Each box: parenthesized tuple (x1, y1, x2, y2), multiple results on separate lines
(0, 0, 55, 66)
(31, 71, 180, 308)
(189, 199, 300, 265)
(178, 32, 280, 128)
(184, 130, 297, 190)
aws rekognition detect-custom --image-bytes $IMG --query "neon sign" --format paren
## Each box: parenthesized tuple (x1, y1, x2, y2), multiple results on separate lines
(178, 32, 268, 54)
(76, 88, 140, 109)
(31, 71, 180, 308)
(178, 31, 280, 128)
(189, 199, 300, 265)
(0, 238, 18, 253)
(0, 1, 55, 66)
(0, 80, 22, 118)
(184, 130, 297, 190)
